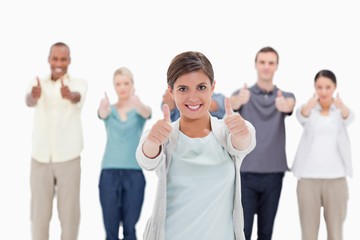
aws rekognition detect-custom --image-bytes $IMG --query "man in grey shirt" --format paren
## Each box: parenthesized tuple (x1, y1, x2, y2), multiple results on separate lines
(231, 47, 295, 240)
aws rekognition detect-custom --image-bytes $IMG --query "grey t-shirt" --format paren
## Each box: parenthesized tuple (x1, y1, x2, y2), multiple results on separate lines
(233, 84, 295, 173)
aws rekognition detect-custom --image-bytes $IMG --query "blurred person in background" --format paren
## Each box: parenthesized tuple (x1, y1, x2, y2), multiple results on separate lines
(292, 69, 354, 240)
(231, 46, 295, 240)
(26, 42, 87, 240)
(98, 67, 151, 240)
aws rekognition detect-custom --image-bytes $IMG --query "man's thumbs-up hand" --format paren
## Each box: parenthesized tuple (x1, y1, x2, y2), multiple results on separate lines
(31, 76, 42, 100)
(231, 83, 250, 110)
(143, 104, 173, 158)
(275, 90, 294, 113)
(60, 77, 72, 100)
(224, 98, 251, 150)
(60, 77, 81, 103)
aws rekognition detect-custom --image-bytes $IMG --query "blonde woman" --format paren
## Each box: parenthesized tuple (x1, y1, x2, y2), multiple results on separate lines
(98, 67, 151, 240)
(292, 70, 354, 240)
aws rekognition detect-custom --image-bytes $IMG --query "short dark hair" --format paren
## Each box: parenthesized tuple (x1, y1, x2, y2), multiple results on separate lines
(167, 51, 214, 89)
(255, 46, 279, 64)
(314, 70, 337, 85)
(49, 42, 70, 56)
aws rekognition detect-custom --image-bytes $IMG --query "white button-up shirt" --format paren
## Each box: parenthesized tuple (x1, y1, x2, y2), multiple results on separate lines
(26, 74, 87, 163)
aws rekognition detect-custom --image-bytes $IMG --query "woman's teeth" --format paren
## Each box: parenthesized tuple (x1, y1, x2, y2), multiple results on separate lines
(187, 105, 200, 110)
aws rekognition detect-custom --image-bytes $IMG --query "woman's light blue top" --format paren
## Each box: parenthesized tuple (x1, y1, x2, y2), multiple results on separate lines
(101, 105, 147, 170)
(165, 131, 235, 240)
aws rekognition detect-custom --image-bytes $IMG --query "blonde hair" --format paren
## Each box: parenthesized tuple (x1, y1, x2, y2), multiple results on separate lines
(113, 67, 134, 83)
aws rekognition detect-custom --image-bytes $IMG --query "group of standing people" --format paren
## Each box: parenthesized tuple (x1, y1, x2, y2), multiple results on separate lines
(26, 43, 354, 240)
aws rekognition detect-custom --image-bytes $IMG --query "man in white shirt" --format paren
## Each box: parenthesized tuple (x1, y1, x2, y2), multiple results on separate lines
(26, 42, 87, 240)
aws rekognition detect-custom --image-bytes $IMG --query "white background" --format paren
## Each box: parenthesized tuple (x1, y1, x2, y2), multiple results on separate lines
(0, 0, 359, 239)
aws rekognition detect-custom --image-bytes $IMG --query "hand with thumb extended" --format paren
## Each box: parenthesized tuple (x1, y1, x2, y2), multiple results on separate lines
(60, 77, 72, 100)
(224, 97, 249, 139)
(232, 83, 250, 110)
(31, 76, 42, 100)
(130, 89, 142, 108)
(334, 92, 343, 109)
(306, 93, 318, 110)
(100, 92, 110, 110)
(275, 90, 288, 112)
(143, 104, 173, 158)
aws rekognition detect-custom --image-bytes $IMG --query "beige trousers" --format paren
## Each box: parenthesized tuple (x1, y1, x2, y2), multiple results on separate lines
(30, 157, 81, 240)
(297, 178, 348, 240)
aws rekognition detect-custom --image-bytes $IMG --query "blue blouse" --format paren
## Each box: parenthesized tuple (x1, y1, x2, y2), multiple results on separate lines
(101, 105, 148, 170)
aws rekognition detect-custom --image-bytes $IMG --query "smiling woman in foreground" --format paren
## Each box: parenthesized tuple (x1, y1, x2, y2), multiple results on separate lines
(136, 51, 256, 240)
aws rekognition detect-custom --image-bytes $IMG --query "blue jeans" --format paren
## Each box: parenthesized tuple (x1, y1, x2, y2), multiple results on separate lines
(99, 169, 146, 240)
(241, 172, 284, 240)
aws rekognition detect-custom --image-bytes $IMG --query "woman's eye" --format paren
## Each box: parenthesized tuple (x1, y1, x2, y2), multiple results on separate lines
(179, 87, 187, 92)
(198, 85, 206, 90)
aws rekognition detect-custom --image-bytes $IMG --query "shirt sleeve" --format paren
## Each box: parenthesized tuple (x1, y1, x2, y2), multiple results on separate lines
(343, 108, 355, 126)
(210, 93, 225, 119)
(296, 105, 310, 127)
(136, 129, 166, 171)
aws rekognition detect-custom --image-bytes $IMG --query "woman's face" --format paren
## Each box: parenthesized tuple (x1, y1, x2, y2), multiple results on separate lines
(315, 76, 336, 103)
(169, 71, 215, 120)
(114, 74, 133, 100)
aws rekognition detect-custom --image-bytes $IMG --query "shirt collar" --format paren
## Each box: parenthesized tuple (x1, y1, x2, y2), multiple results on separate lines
(253, 84, 277, 95)
(45, 73, 70, 82)
(314, 102, 337, 111)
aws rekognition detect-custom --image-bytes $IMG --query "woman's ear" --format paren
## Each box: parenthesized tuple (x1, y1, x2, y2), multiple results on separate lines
(211, 81, 216, 95)
(168, 85, 174, 98)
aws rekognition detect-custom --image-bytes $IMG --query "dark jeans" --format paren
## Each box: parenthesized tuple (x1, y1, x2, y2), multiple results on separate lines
(99, 169, 146, 240)
(241, 172, 284, 240)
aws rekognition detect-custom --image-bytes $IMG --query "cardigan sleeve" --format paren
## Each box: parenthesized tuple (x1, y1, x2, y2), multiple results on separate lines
(136, 129, 166, 171)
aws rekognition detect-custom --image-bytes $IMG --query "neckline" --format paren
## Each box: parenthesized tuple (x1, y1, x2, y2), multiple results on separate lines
(112, 105, 135, 122)
(179, 130, 213, 140)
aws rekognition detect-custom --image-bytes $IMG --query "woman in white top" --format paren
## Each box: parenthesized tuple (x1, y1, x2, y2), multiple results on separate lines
(136, 51, 256, 240)
(292, 70, 354, 240)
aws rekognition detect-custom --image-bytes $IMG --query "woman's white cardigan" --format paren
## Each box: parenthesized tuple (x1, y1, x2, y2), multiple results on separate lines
(136, 116, 256, 240)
